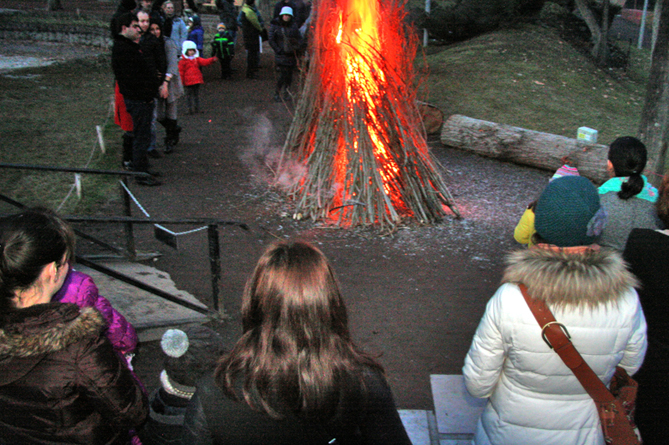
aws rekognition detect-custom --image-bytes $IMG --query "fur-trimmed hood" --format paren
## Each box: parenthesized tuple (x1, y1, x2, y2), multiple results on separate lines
(0, 304, 105, 385)
(503, 246, 638, 308)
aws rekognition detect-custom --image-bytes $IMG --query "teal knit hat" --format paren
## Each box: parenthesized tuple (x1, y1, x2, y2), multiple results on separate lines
(534, 176, 606, 247)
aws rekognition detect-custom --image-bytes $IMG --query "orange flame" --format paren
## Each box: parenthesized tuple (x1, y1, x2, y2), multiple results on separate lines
(331, 0, 406, 212)
(282, 0, 457, 227)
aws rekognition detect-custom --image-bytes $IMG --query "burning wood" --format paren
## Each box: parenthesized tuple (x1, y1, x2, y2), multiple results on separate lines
(279, 0, 459, 230)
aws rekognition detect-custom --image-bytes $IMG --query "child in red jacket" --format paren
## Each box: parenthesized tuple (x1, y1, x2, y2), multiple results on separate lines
(178, 40, 217, 114)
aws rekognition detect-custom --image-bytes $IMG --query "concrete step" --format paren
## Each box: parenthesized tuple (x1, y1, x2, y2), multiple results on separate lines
(431, 374, 487, 443)
(74, 261, 210, 341)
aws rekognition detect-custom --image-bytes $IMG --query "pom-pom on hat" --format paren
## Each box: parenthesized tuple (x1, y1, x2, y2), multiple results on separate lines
(161, 326, 226, 389)
(280, 6, 293, 16)
(550, 164, 580, 182)
(534, 176, 606, 247)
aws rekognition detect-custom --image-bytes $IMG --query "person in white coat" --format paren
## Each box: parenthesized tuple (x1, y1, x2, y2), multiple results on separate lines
(463, 176, 647, 445)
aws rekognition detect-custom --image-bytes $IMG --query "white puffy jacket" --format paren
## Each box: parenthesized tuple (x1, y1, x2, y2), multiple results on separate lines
(463, 247, 647, 445)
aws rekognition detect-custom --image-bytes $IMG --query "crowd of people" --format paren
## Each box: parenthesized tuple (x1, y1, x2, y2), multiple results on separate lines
(1, 146, 667, 444)
(1, 1, 668, 443)
(0, 209, 410, 444)
(109, 0, 309, 187)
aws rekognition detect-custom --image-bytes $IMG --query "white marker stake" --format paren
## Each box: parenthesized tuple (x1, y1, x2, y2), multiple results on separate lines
(96, 125, 105, 153)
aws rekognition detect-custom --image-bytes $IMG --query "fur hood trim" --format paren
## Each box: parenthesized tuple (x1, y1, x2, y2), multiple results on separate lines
(0, 306, 105, 358)
(503, 247, 638, 308)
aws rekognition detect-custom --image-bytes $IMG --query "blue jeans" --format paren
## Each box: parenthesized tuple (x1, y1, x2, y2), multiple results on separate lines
(124, 98, 154, 173)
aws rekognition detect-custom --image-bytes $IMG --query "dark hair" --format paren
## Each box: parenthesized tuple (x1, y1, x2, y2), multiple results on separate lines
(608, 136, 648, 200)
(0, 208, 75, 314)
(657, 174, 669, 227)
(112, 11, 139, 36)
(215, 241, 382, 422)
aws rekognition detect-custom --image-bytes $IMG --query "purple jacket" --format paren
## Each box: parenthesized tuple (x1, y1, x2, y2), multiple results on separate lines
(52, 270, 138, 356)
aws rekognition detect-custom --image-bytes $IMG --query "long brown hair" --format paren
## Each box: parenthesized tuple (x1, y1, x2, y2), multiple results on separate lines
(215, 241, 382, 421)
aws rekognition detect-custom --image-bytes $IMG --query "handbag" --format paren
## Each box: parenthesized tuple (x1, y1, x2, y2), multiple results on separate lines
(519, 284, 640, 445)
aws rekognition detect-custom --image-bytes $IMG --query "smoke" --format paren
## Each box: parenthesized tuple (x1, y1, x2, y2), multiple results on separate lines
(237, 111, 283, 185)
(236, 109, 312, 191)
(275, 159, 307, 189)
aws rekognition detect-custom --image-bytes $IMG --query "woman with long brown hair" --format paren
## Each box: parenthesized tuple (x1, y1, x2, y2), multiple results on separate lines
(182, 241, 410, 444)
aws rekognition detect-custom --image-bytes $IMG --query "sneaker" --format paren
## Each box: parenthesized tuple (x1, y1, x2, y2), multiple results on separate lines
(147, 149, 163, 159)
(135, 176, 162, 186)
(122, 161, 133, 171)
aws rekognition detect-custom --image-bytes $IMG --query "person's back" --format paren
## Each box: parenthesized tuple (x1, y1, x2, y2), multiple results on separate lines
(0, 208, 148, 444)
(621, 173, 669, 445)
(597, 136, 662, 250)
(181, 241, 411, 445)
(52, 269, 138, 356)
(185, 367, 410, 445)
(0, 304, 147, 444)
(598, 190, 660, 250)
(463, 177, 647, 445)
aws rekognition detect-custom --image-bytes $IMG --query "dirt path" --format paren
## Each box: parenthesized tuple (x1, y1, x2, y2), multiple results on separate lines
(0, 23, 552, 410)
(119, 46, 551, 410)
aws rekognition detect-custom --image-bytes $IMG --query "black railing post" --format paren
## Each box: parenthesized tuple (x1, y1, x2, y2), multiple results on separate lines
(207, 224, 222, 313)
(120, 177, 136, 261)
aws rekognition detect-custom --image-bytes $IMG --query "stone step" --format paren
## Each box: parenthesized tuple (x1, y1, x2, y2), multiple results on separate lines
(74, 262, 210, 341)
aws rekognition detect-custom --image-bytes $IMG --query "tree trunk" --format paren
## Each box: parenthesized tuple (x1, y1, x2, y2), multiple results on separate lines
(652, 0, 663, 57)
(639, 0, 669, 187)
(574, 0, 610, 65)
(440, 115, 610, 184)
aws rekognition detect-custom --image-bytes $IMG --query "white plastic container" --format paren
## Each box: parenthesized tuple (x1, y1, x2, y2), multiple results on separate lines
(577, 127, 598, 143)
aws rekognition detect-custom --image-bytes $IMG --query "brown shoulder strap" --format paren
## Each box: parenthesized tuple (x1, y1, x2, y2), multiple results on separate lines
(519, 283, 615, 405)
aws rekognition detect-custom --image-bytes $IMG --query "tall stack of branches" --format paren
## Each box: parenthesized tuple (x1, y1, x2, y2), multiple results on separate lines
(279, 0, 459, 231)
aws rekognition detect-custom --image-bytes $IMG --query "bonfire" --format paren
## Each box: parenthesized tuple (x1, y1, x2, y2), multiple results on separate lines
(279, 0, 459, 231)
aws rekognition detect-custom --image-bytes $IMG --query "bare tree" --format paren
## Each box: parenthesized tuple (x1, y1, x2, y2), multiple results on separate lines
(574, 0, 611, 65)
(639, 0, 669, 186)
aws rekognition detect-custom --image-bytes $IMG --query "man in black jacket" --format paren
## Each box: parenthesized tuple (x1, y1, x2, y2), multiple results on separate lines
(112, 12, 162, 186)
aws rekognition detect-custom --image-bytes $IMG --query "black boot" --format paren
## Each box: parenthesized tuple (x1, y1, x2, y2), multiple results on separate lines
(122, 133, 133, 170)
(164, 136, 175, 154)
(163, 119, 180, 153)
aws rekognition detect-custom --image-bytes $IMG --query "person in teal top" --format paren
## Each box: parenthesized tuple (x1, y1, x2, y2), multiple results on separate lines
(598, 136, 663, 250)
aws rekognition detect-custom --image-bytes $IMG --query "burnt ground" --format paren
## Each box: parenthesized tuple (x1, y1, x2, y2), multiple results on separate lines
(0, 4, 553, 411)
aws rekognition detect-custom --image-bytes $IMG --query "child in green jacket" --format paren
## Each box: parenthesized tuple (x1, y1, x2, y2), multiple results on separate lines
(211, 23, 235, 79)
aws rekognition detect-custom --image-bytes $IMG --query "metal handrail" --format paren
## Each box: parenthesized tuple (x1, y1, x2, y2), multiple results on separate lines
(0, 163, 250, 316)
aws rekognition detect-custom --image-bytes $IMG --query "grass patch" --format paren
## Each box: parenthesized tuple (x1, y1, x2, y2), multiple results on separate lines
(0, 54, 122, 214)
(0, 12, 659, 215)
(420, 23, 650, 145)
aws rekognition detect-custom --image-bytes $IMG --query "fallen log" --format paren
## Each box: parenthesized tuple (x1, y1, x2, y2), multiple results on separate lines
(440, 114, 609, 184)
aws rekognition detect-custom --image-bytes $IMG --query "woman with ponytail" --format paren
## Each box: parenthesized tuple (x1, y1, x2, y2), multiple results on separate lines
(597, 136, 663, 250)
(0, 208, 147, 444)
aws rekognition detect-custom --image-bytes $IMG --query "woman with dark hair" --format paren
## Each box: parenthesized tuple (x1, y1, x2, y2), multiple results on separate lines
(152, 18, 184, 154)
(0, 208, 147, 444)
(598, 136, 662, 250)
(622, 173, 669, 444)
(182, 241, 411, 445)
